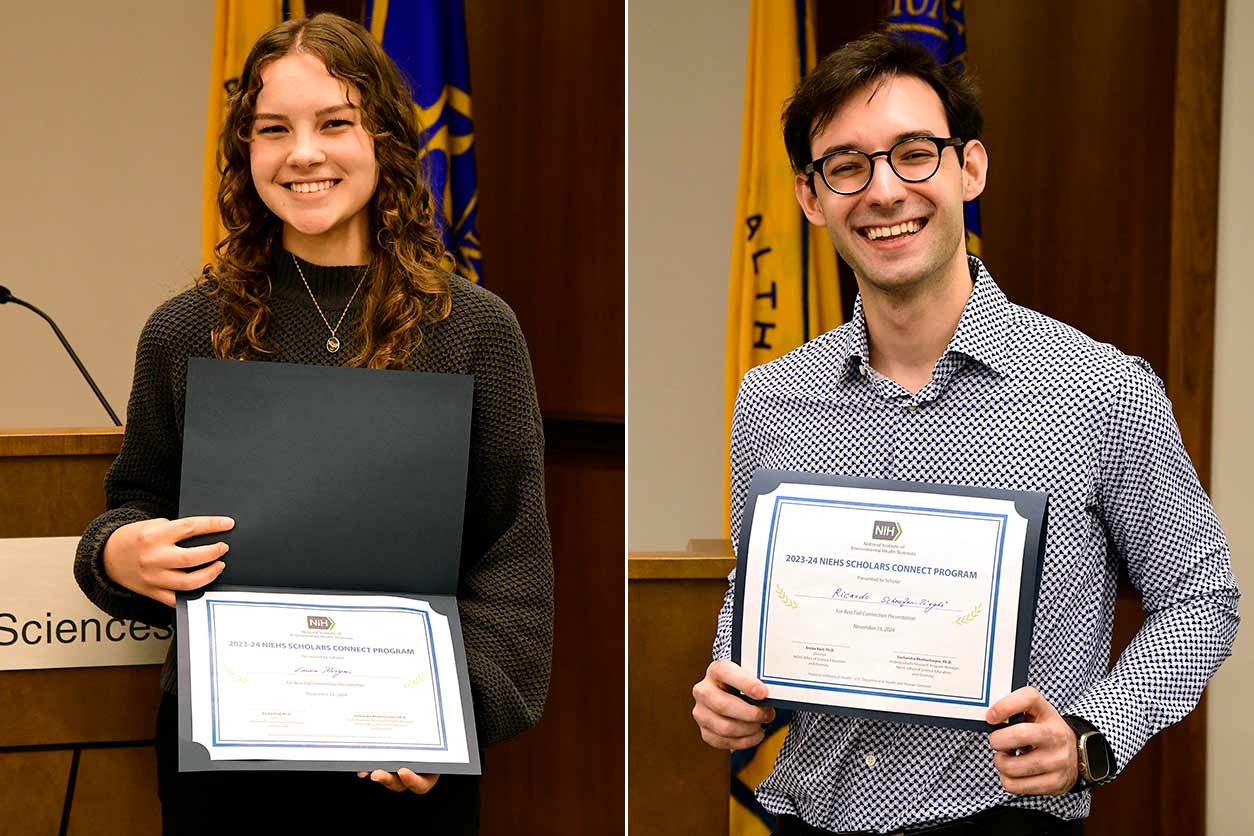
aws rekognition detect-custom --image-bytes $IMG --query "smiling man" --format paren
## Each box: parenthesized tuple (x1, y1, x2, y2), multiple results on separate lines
(691, 32, 1239, 836)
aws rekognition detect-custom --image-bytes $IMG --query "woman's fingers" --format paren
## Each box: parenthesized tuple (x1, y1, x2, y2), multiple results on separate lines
(165, 516, 235, 543)
(359, 769, 439, 794)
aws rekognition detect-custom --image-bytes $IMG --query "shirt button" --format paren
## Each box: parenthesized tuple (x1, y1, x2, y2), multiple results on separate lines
(859, 363, 867, 377)
(864, 753, 878, 766)
(906, 403, 918, 412)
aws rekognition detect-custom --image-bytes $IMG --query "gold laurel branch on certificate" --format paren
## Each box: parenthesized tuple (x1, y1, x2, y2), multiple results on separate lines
(401, 672, 428, 689)
(775, 584, 800, 609)
(953, 603, 983, 626)
(223, 665, 249, 684)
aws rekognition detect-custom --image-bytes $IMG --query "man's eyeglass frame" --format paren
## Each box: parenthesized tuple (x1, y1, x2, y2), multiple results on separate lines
(804, 136, 967, 196)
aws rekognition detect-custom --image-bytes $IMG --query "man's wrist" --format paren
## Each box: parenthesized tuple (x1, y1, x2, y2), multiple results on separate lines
(1062, 714, 1115, 791)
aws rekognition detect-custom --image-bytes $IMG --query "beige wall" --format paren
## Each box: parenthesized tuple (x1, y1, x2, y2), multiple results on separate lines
(0, 2, 214, 428)
(627, 0, 747, 550)
(1205, 1, 1253, 832)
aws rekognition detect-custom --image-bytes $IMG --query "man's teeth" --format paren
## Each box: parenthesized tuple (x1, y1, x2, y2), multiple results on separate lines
(287, 180, 336, 193)
(865, 220, 922, 240)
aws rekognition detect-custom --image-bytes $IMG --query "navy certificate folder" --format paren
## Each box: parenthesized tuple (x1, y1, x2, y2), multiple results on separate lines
(178, 358, 472, 594)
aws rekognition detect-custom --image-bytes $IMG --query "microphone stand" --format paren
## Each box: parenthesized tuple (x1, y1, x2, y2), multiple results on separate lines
(0, 285, 122, 427)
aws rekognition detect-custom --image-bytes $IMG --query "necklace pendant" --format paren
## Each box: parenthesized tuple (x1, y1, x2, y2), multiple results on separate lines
(326, 336, 341, 353)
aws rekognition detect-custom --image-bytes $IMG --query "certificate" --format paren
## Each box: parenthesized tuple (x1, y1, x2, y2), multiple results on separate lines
(731, 470, 1046, 731)
(176, 588, 479, 773)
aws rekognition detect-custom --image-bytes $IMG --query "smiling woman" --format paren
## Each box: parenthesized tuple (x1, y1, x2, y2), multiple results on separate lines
(72, 12, 552, 836)
(247, 54, 378, 263)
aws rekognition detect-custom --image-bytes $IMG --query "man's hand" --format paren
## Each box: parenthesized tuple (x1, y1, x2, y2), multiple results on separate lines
(986, 686, 1078, 796)
(357, 769, 439, 794)
(692, 659, 776, 750)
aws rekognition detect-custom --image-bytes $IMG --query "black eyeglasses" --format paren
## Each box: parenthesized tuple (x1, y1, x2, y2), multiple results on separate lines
(804, 136, 966, 195)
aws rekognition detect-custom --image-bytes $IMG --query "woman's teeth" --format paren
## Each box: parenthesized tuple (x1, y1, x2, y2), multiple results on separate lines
(287, 180, 336, 193)
(865, 219, 923, 241)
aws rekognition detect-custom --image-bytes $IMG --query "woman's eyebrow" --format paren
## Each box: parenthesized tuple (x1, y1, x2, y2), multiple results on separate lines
(252, 103, 359, 121)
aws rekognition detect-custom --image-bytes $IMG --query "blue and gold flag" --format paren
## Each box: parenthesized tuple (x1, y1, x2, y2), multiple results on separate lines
(888, 0, 981, 256)
(367, 0, 482, 282)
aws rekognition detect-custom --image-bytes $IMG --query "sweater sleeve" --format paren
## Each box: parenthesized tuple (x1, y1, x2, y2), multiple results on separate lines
(74, 308, 183, 629)
(457, 302, 554, 747)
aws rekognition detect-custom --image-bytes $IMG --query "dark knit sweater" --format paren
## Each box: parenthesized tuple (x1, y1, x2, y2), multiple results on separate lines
(74, 252, 553, 747)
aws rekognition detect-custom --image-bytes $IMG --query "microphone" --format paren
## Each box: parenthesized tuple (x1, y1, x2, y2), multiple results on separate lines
(1, 285, 122, 426)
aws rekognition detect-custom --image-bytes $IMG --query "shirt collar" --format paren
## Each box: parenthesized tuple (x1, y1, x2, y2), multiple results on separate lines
(836, 255, 1012, 379)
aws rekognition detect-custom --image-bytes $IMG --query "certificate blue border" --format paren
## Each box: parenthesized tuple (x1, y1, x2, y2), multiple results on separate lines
(756, 496, 1007, 707)
(204, 599, 449, 752)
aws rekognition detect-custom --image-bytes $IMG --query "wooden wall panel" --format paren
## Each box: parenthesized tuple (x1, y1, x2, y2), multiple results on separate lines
(67, 747, 161, 836)
(968, 1, 1177, 373)
(465, 0, 624, 420)
(0, 750, 72, 835)
(481, 444, 625, 835)
(460, 0, 627, 829)
(1166, 0, 1225, 480)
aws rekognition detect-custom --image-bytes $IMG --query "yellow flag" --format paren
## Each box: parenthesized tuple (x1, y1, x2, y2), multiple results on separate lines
(201, 1, 306, 266)
(724, 0, 841, 533)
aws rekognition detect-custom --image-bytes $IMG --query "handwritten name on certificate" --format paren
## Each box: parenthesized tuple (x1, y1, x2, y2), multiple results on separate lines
(734, 475, 1044, 728)
(185, 591, 470, 764)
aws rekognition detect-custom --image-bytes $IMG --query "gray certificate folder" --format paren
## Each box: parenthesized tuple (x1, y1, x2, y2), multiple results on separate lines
(174, 358, 480, 775)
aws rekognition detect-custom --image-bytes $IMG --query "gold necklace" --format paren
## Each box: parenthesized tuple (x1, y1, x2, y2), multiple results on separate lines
(291, 253, 369, 354)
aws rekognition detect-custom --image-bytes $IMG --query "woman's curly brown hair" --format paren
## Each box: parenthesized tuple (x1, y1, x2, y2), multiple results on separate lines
(201, 12, 452, 368)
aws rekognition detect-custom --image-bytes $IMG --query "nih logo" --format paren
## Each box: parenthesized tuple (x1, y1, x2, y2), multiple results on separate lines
(872, 520, 902, 541)
(306, 615, 335, 631)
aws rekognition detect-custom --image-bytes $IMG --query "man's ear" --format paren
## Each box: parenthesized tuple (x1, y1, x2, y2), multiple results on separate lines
(961, 139, 988, 202)
(795, 173, 828, 227)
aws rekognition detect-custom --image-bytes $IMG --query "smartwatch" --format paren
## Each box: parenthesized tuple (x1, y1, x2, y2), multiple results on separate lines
(1062, 714, 1115, 790)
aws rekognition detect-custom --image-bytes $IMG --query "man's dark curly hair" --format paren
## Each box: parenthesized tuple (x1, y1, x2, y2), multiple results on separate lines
(783, 30, 983, 179)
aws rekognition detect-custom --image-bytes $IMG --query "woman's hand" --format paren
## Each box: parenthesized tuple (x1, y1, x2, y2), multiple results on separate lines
(357, 769, 439, 794)
(102, 516, 234, 607)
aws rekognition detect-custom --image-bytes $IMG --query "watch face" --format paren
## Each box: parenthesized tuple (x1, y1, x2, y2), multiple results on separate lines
(1081, 732, 1112, 781)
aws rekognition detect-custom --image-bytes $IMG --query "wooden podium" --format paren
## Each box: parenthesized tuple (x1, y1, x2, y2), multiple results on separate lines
(628, 542, 736, 836)
(0, 428, 162, 835)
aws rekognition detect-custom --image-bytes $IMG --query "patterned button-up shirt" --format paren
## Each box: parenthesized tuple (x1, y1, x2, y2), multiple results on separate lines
(713, 257, 1240, 832)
